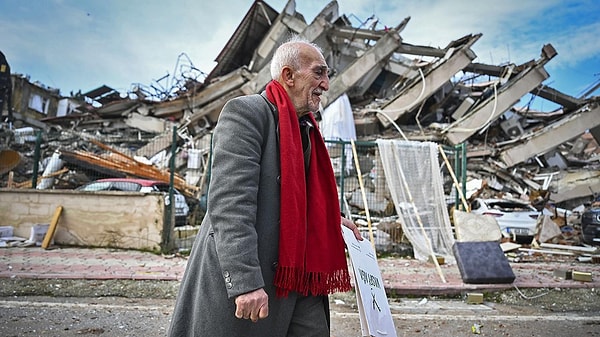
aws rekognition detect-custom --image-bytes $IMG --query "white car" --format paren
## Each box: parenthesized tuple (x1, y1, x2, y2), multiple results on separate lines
(470, 198, 540, 241)
(77, 178, 190, 226)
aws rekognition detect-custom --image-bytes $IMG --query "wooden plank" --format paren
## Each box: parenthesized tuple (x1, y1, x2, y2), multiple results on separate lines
(518, 248, 575, 256)
(42, 206, 63, 249)
(540, 243, 598, 254)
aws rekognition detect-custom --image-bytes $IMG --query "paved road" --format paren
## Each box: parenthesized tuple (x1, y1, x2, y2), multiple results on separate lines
(1, 295, 599, 337)
(2, 247, 600, 336)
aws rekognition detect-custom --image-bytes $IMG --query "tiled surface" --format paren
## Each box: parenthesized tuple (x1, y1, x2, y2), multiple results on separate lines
(0, 247, 598, 295)
(0, 247, 187, 281)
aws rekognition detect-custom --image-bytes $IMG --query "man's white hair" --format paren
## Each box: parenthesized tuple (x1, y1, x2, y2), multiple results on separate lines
(270, 35, 324, 80)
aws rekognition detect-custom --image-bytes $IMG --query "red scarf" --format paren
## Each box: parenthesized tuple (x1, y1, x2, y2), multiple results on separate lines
(266, 80, 351, 297)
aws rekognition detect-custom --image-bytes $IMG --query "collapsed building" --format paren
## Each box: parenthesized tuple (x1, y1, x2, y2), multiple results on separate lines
(1, 0, 599, 253)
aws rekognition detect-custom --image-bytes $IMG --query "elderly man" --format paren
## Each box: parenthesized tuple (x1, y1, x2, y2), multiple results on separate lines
(168, 36, 361, 337)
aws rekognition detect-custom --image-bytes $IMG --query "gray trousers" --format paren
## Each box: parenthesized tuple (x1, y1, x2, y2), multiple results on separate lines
(287, 295, 330, 337)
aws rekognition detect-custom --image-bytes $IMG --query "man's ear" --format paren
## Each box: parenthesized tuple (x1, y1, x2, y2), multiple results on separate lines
(281, 66, 295, 86)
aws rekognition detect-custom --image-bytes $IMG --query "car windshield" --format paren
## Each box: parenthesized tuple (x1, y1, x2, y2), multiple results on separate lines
(151, 184, 170, 193)
(80, 181, 142, 192)
(486, 201, 533, 212)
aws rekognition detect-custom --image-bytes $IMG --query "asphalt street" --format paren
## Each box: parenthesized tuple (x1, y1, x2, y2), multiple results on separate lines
(2, 293, 600, 337)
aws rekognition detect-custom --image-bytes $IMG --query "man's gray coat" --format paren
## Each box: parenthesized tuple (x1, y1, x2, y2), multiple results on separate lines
(168, 94, 326, 336)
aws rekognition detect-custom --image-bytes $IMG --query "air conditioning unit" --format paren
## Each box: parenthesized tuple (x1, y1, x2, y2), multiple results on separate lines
(500, 116, 524, 138)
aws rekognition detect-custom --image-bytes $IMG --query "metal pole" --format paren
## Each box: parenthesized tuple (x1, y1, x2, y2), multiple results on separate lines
(461, 143, 467, 209)
(161, 125, 177, 252)
(439, 145, 469, 212)
(31, 130, 42, 189)
(169, 125, 177, 224)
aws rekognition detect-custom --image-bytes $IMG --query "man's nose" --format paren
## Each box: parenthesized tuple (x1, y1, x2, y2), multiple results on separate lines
(321, 76, 330, 91)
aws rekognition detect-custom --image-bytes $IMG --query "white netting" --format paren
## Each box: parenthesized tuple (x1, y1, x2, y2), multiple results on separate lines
(376, 139, 455, 262)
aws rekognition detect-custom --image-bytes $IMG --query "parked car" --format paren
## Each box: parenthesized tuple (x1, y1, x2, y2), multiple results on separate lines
(581, 196, 600, 245)
(77, 178, 190, 226)
(470, 198, 540, 242)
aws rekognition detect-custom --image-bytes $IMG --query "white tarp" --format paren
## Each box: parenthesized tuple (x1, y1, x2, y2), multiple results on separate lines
(321, 93, 356, 141)
(376, 139, 455, 262)
(320, 93, 356, 174)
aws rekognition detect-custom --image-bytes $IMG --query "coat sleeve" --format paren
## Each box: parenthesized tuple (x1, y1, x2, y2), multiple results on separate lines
(207, 95, 272, 298)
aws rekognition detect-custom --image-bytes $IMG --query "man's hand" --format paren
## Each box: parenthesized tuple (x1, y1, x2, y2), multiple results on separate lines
(234, 288, 269, 323)
(341, 216, 363, 241)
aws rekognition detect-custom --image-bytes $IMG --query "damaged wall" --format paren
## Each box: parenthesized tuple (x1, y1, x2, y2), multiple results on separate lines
(11, 75, 60, 121)
(0, 189, 165, 251)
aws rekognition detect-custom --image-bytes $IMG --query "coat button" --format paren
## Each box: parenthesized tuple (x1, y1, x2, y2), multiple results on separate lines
(226, 282, 233, 289)
(223, 271, 230, 278)
(271, 262, 278, 271)
(225, 277, 231, 283)
(276, 175, 281, 184)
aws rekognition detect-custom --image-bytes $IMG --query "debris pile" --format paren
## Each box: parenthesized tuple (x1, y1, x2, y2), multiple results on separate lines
(1, 1, 600, 251)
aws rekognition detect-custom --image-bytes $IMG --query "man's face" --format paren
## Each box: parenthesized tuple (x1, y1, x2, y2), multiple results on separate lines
(289, 46, 330, 116)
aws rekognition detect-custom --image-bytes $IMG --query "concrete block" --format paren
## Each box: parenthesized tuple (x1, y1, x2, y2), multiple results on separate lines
(572, 271, 592, 282)
(553, 269, 572, 280)
(466, 293, 484, 304)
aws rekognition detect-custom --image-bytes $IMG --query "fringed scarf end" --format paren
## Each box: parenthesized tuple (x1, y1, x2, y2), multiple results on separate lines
(274, 266, 352, 298)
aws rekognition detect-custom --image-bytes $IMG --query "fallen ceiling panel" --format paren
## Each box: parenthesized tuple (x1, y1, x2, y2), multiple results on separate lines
(322, 30, 403, 108)
(500, 102, 600, 167)
(377, 34, 481, 127)
(444, 46, 556, 145)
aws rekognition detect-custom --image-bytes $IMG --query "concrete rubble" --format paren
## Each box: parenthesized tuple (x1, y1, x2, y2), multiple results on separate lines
(1, 1, 600, 255)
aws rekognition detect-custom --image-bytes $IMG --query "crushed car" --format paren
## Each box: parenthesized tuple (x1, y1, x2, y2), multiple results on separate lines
(470, 198, 541, 243)
(77, 178, 190, 226)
